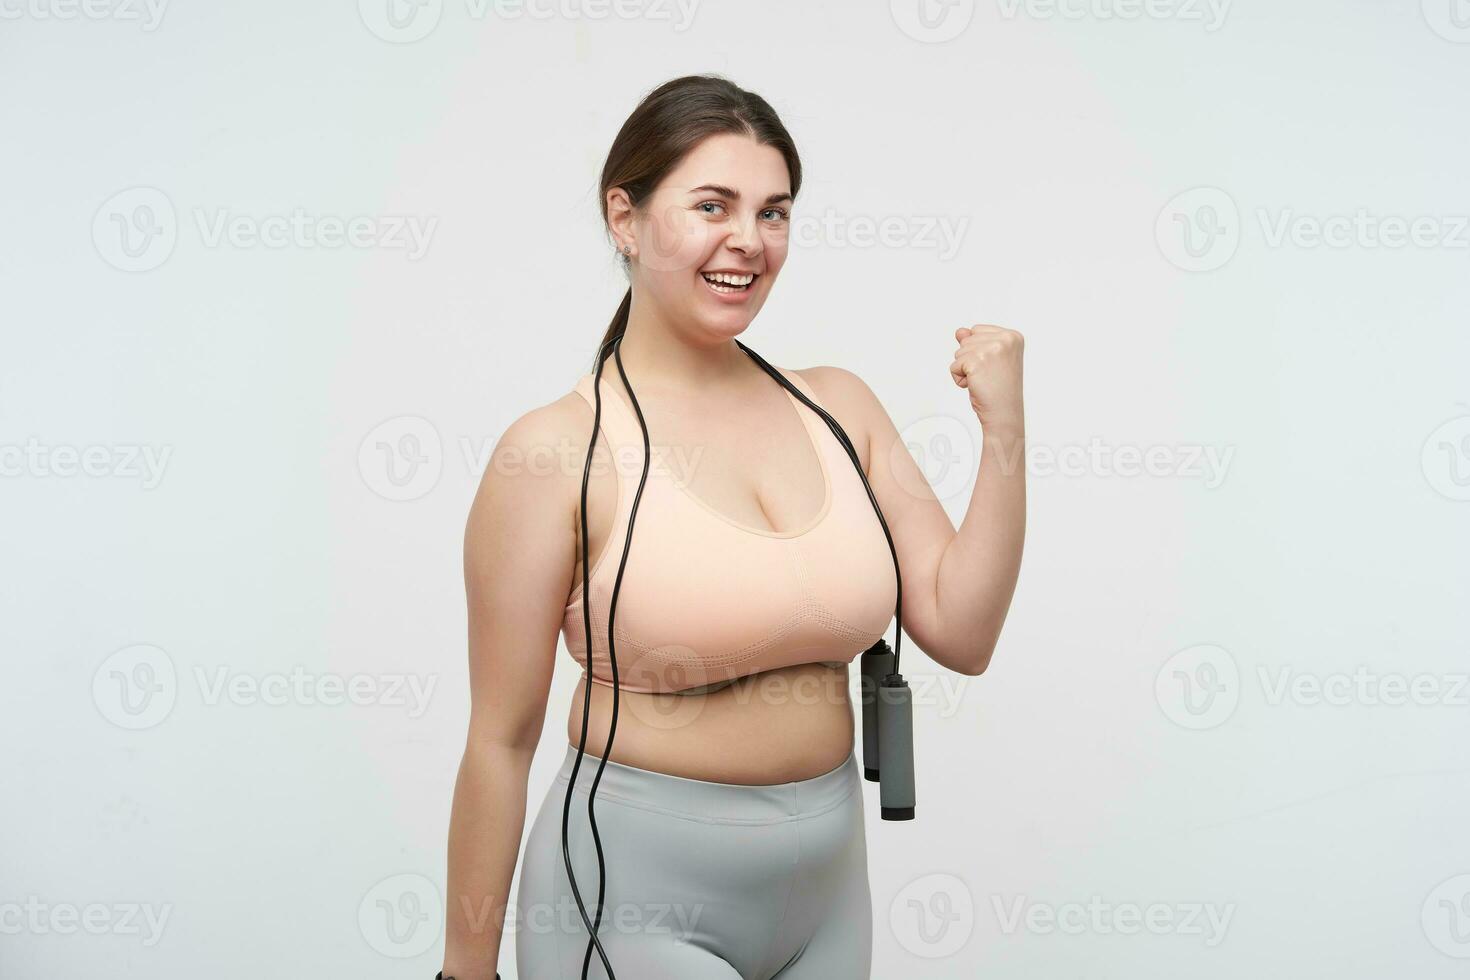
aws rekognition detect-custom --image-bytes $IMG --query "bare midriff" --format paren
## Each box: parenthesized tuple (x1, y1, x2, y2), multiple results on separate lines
(564, 661, 856, 785)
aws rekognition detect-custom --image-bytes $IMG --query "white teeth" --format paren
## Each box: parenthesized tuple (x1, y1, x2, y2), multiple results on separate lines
(702, 271, 754, 286)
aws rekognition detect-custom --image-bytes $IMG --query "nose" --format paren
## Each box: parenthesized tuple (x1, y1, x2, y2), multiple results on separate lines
(724, 211, 762, 258)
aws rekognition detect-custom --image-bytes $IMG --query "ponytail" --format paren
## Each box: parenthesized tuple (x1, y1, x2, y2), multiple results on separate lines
(594, 288, 632, 366)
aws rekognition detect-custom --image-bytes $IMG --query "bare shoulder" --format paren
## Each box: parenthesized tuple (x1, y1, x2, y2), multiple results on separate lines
(466, 386, 592, 537)
(791, 364, 886, 421)
(502, 387, 594, 461)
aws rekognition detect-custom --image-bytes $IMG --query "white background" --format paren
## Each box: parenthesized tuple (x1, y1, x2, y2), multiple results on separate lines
(4, 0, 1469, 977)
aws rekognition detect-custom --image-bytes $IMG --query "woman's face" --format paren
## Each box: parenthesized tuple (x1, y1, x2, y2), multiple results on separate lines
(612, 132, 792, 341)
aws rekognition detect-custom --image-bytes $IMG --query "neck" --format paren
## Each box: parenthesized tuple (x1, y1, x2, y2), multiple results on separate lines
(609, 288, 748, 393)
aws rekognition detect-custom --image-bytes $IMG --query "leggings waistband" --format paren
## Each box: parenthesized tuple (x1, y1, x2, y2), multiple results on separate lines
(554, 742, 859, 825)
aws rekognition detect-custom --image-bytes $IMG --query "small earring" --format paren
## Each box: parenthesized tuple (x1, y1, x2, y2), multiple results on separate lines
(622, 244, 631, 255)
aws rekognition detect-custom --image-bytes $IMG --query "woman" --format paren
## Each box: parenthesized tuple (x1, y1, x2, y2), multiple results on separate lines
(439, 74, 1026, 980)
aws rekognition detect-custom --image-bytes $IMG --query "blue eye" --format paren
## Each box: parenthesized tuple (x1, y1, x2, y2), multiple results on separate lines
(697, 201, 726, 215)
(761, 207, 790, 222)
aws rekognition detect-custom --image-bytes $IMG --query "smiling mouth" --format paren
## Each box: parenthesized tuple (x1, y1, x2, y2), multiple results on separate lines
(700, 271, 758, 294)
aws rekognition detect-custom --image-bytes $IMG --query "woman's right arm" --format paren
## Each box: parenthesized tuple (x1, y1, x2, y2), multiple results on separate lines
(440, 401, 581, 980)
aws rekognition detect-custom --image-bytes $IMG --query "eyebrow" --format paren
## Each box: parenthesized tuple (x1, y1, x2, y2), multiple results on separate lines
(687, 183, 794, 206)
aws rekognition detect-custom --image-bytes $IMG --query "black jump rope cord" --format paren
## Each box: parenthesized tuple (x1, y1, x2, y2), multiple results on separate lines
(563, 332, 906, 979)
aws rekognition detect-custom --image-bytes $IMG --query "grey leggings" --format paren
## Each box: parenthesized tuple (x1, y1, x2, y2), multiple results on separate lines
(515, 741, 872, 979)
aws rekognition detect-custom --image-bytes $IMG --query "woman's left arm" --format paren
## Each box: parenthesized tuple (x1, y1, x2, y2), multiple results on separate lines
(808, 323, 1026, 675)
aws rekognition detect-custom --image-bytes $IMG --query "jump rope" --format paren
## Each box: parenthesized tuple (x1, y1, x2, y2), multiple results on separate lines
(561, 331, 917, 979)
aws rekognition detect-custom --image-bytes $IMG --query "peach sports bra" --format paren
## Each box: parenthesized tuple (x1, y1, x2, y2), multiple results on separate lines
(562, 367, 898, 696)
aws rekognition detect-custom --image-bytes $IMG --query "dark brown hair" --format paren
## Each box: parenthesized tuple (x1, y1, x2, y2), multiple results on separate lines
(594, 74, 802, 360)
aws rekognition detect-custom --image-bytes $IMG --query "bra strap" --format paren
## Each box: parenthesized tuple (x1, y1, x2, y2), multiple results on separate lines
(578, 372, 646, 457)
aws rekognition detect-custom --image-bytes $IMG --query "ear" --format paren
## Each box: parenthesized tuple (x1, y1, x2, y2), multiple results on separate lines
(606, 186, 635, 251)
